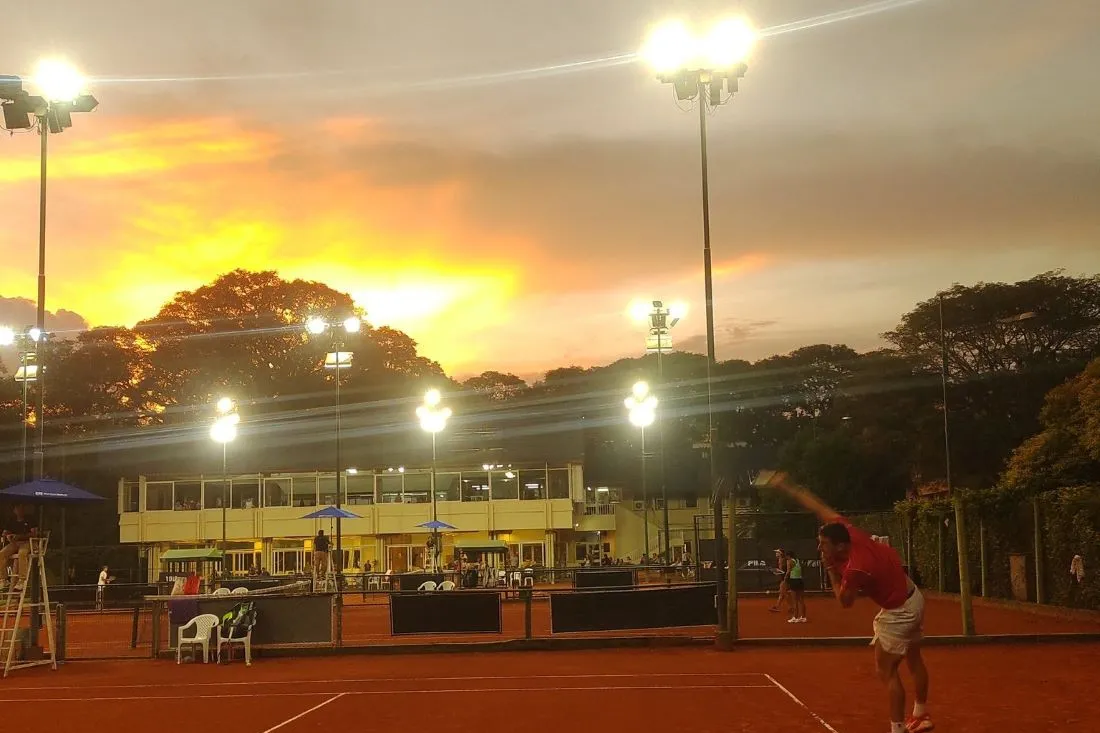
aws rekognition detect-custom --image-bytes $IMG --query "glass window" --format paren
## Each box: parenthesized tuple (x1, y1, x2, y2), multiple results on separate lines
(203, 480, 226, 509)
(264, 479, 290, 507)
(379, 475, 403, 503)
(293, 477, 317, 507)
(233, 480, 260, 508)
(403, 473, 430, 503)
(435, 472, 460, 502)
(346, 474, 374, 505)
(521, 543, 544, 565)
(519, 470, 546, 500)
(146, 482, 173, 511)
(460, 472, 489, 502)
(272, 550, 304, 575)
(122, 482, 140, 512)
(548, 469, 569, 499)
(174, 481, 200, 510)
(318, 476, 337, 505)
(490, 471, 517, 500)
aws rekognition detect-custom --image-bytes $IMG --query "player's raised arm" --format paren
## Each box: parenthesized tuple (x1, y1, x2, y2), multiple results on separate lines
(759, 471, 842, 524)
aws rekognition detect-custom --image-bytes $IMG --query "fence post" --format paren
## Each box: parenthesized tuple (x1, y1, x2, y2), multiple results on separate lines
(1032, 496, 1045, 604)
(953, 497, 975, 636)
(726, 501, 738, 641)
(936, 514, 945, 592)
(130, 605, 141, 649)
(56, 603, 66, 663)
(151, 600, 161, 659)
(978, 513, 988, 598)
(523, 588, 532, 639)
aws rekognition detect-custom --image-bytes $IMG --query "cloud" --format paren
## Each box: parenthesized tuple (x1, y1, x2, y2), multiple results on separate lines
(1, 110, 1097, 374)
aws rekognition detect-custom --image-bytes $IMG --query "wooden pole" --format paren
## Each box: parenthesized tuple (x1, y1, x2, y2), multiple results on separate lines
(953, 497, 975, 635)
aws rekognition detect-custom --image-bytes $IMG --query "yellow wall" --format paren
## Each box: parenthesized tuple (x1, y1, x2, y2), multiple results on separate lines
(120, 498, 575, 544)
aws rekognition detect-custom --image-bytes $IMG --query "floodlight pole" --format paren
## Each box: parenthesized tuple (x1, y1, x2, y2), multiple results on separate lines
(655, 321, 670, 565)
(221, 441, 228, 559)
(334, 339, 344, 581)
(33, 111, 47, 481)
(694, 75, 729, 638)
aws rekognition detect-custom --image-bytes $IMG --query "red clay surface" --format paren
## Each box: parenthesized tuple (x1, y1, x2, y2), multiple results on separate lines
(4, 643, 1098, 732)
(60, 591, 1100, 658)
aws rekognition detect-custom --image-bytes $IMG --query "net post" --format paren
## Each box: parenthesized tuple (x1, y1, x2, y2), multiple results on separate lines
(130, 604, 141, 648)
(523, 588, 533, 639)
(151, 600, 162, 658)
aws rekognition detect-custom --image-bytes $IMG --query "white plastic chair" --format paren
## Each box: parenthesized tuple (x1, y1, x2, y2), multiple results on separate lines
(212, 587, 231, 597)
(367, 575, 382, 590)
(217, 614, 256, 666)
(417, 580, 437, 591)
(438, 580, 456, 591)
(177, 614, 220, 664)
(230, 587, 249, 596)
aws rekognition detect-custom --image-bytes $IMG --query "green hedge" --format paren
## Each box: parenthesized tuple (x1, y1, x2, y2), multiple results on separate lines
(896, 485, 1099, 610)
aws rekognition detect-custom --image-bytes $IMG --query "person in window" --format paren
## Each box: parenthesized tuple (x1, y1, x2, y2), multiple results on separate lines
(312, 530, 330, 584)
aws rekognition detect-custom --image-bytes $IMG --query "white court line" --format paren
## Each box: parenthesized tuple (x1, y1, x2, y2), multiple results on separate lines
(0, 683, 777, 703)
(261, 692, 346, 733)
(0, 671, 768, 692)
(764, 674, 842, 733)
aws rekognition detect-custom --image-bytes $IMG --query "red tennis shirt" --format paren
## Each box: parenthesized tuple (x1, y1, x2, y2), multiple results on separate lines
(837, 518, 911, 610)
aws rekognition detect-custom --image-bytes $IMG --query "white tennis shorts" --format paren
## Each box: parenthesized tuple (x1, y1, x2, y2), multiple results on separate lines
(871, 586, 925, 656)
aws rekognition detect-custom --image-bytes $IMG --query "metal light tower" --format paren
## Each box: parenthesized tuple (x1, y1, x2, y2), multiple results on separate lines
(630, 299, 686, 563)
(642, 17, 756, 641)
(305, 314, 361, 579)
(210, 397, 240, 568)
(417, 388, 452, 571)
(1, 62, 98, 480)
(625, 381, 658, 562)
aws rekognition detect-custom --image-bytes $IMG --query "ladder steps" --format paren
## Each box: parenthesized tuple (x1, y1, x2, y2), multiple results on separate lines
(3, 536, 57, 677)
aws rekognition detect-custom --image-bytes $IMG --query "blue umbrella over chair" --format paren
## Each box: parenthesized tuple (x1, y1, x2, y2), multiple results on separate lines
(301, 506, 361, 520)
(417, 520, 456, 531)
(0, 478, 106, 503)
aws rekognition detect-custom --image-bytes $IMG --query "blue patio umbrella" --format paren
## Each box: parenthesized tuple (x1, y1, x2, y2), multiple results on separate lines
(301, 506, 361, 520)
(0, 478, 105, 503)
(417, 520, 457, 531)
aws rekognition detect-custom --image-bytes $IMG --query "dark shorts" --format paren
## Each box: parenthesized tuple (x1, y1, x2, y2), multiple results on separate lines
(788, 578, 805, 592)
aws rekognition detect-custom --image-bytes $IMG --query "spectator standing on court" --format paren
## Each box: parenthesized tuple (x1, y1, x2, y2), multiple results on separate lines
(769, 549, 791, 614)
(762, 471, 933, 733)
(313, 529, 330, 582)
(786, 551, 807, 624)
(97, 565, 113, 611)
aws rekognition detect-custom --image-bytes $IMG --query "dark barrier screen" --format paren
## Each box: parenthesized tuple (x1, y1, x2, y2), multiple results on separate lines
(390, 591, 501, 635)
(168, 595, 332, 646)
(573, 569, 635, 589)
(550, 584, 716, 632)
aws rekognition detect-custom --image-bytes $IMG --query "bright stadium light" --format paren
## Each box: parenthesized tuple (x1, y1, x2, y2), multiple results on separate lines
(33, 59, 85, 102)
(342, 315, 361, 333)
(703, 17, 756, 70)
(640, 20, 696, 74)
(216, 396, 235, 414)
(305, 316, 327, 335)
(0, 327, 14, 346)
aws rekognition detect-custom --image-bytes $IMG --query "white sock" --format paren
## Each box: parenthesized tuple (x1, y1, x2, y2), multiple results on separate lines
(913, 702, 927, 717)
(891, 722, 906, 733)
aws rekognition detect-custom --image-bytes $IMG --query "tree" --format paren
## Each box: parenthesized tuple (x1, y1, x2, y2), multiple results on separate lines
(462, 371, 527, 401)
(884, 271, 1100, 377)
(45, 327, 156, 431)
(1000, 357, 1100, 494)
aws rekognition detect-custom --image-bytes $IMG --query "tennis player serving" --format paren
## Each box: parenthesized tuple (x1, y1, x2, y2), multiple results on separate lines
(761, 470, 933, 733)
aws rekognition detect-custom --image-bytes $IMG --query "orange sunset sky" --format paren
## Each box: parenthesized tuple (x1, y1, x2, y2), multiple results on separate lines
(3, 0, 1099, 380)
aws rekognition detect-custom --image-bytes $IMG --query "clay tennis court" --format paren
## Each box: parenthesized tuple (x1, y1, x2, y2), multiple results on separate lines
(3, 642, 1098, 732)
(60, 591, 1100, 657)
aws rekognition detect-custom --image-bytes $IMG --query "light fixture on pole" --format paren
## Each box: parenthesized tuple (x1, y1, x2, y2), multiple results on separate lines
(641, 17, 756, 639)
(210, 397, 240, 572)
(1, 325, 47, 482)
(2, 61, 98, 482)
(417, 388, 452, 572)
(625, 381, 658, 563)
(629, 299, 686, 564)
(304, 314, 361, 581)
